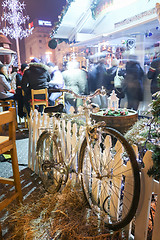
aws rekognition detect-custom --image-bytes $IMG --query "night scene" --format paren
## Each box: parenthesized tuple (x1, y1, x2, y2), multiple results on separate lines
(0, 0, 159, 239)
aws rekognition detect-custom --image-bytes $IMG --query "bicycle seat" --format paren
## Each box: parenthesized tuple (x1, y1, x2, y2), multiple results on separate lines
(44, 104, 64, 113)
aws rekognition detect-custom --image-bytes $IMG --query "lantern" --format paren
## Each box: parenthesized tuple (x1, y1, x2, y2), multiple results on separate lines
(107, 90, 119, 110)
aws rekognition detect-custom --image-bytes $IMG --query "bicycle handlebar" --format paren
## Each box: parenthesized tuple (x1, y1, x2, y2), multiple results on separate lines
(48, 87, 107, 101)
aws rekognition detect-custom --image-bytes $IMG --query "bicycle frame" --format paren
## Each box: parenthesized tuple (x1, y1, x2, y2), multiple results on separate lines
(45, 88, 107, 174)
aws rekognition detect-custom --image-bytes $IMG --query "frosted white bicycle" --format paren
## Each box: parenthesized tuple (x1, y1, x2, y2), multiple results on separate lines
(36, 88, 140, 230)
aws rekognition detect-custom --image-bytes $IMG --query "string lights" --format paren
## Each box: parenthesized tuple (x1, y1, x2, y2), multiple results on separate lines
(145, 26, 159, 38)
(1, 0, 32, 67)
(1, 0, 32, 39)
(51, 0, 75, 38)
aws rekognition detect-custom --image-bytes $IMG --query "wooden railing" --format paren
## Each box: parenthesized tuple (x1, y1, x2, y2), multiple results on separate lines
(28, 109, 160, 240)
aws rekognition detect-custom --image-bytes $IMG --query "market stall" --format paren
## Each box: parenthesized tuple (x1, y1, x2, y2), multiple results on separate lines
(52, 0, 160, 67)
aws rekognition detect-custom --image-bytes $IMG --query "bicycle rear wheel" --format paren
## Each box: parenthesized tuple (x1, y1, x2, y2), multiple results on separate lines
(79, 127, 140, 230)
(36, 131, 64, 193)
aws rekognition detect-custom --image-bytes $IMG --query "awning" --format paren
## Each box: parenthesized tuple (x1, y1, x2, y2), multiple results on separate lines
(0, 47, 16, 55)
(73, 17, 158, 48)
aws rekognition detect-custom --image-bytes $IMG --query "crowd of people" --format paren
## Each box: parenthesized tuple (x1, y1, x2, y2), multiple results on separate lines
(0, 54, 159, 117)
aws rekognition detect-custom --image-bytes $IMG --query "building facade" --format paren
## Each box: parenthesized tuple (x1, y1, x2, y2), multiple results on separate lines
(54, 41, 88, 70)
(24, 19, 55, 63)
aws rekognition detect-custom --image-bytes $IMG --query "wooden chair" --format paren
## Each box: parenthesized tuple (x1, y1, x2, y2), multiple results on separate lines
(0, 99, 17, 110)
(0, 108, 23, 236)
(0, 99, 18, 128)
(31, 88, 48, 112)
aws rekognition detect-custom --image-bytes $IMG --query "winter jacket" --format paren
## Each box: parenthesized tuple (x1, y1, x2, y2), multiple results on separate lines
(96, 63, 107, 89)
(49, 65, 64, 102)
(0, 73, 14, 99)
(16, 70, 23, 88)
(16, 70, 24, 96)
(147, 57, 160, 94)
(10, 72, 17, 90)
(49, 66, 64, 89)
(21, 63, 51, 95)
(106, 66, 117, 90)
(62, 68, 87, 100)
(88, 63, 107, 93)
(124, 61, 144, 101)
(88, 65, 98, 93)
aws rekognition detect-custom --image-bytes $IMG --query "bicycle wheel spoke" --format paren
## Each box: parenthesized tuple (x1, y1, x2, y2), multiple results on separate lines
(36, 131, 65, 193)
(111, 179, 130, 210)
(80, 127, 140, 230)
(113, 168, 133, 177)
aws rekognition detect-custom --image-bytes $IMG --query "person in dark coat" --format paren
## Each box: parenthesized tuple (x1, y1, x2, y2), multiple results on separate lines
(16, 64, 28, 88)
(16, 63, 28, 118)
(88, 59, 107, 108)
(21, 58, 51, 114)
(147, 54, 160, 98)
(88, 62, 98, 94)
(106, 59, 125, 106)
(96, 58, 107, 89)
(124, 55, 144, 111)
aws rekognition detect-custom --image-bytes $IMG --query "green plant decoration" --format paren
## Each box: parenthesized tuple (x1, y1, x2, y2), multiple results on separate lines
(125, 77, 160, 180)
(48, 39, 57, 49)
(146, 88, 160, 180)
(90, 0, 101, 19)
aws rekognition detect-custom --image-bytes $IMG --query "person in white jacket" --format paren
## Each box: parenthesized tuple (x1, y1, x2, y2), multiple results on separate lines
(47, 62, 64, 106)
(62, 61, 88, 113)
(0, 64, 14, 100)
(0, 64, 25, 116)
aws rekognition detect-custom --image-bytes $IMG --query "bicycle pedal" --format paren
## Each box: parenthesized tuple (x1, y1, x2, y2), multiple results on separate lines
(42, 161, 53, 172)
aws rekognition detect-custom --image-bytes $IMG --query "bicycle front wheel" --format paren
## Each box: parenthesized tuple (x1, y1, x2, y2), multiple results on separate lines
(79, 127, 140, 230)
(36, 131, 64, 193)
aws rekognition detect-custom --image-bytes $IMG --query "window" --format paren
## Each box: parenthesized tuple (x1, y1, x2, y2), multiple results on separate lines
(39, 39, 42, 43)
(30, 47, 32, 55)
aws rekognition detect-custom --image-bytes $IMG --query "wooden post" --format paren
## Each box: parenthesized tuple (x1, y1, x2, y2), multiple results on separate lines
(152, 181, 160, 240)
(134, 150, 153, 240)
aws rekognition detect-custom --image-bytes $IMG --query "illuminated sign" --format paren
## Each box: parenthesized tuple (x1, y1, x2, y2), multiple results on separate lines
(115, 7, 156, 28)
(92, 0, 137, 19)
(38, 20, 52, 27)
(92, 0, 113, 19)
(28, 21, 34, 30)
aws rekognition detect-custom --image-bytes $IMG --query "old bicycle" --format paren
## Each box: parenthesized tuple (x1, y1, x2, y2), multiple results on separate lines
(36, 88, 140, 231)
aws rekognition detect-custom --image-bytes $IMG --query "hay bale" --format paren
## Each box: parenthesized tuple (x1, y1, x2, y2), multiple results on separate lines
(8, 180, 125, 239)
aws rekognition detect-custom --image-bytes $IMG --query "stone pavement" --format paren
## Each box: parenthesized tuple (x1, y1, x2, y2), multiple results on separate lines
(0, 126, 29, 179)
